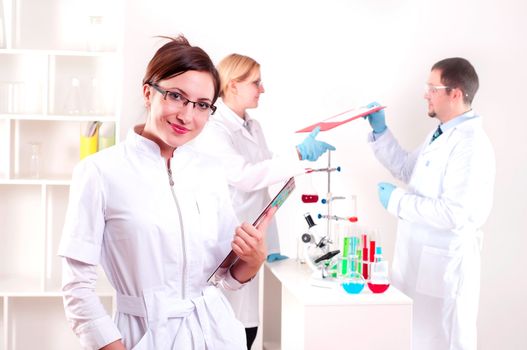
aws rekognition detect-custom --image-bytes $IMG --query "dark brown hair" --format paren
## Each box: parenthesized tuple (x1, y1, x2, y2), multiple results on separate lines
(432, 57, 479, 105)
(142, 35, 221, 103)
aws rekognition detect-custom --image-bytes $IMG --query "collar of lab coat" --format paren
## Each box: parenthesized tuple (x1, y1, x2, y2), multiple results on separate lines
(129, 124, 164, 158)
(214, 100, 258, 143)
(422, 112, 481, 155)
(127, 124, 195, 167)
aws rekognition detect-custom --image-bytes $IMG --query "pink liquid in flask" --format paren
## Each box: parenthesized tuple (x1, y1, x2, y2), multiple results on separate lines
(301, 194, 319, 203)
(367, 283, 390, 294)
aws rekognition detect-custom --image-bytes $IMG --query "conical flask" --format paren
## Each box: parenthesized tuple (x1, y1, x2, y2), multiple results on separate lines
(301, 174, 318, 203)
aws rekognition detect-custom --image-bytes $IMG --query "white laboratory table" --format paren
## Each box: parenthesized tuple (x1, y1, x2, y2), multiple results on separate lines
(262, 259, 413, 350)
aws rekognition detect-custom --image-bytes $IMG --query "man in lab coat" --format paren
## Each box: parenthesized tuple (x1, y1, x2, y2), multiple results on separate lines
(364, 57, 495, 350)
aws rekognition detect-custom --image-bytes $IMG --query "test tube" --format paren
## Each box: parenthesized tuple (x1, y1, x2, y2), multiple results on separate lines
(339, 236, 351, 278)
(362, 234, 369, 280)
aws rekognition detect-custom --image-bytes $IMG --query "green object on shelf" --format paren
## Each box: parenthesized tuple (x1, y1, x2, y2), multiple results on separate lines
(99, 135, 115, 150)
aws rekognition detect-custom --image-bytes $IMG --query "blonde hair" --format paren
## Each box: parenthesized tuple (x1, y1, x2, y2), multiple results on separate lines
(217, 53, 260, 97)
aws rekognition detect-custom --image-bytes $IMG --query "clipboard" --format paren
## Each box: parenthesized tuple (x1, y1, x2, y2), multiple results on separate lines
(207, 177, 296, 285)
(296, 105, 386, 133)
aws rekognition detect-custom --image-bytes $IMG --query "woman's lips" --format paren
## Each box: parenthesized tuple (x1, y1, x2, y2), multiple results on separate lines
(169, 121, 189, 134)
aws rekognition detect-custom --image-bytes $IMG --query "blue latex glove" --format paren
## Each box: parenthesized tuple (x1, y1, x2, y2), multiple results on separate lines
(267, 253, 289, 262)
(297, 126, 336, 161)
(377, 182, 396, 209)
(364, 101, 387, 134)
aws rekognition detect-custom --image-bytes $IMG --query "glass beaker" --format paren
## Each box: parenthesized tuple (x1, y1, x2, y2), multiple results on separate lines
(28, 143, 41, 178)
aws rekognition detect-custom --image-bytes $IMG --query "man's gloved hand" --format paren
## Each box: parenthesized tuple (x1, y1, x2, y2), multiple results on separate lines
(297, 126, 336, 161)
(267, 253, 289, 263)
(377, 182, 396, 209)
(364, 101, 387, 134)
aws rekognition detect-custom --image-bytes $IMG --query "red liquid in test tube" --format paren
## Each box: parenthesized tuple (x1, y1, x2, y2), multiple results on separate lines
(362, 234, 369, 280)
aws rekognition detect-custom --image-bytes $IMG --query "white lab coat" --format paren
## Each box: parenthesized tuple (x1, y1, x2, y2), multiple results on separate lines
(369, 114, 495, 350)
(59, 126, 246, 350)
(192, 100, 305, 327)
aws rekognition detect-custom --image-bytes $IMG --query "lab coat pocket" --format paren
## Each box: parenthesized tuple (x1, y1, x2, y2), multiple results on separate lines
(416, 246, 460, 299)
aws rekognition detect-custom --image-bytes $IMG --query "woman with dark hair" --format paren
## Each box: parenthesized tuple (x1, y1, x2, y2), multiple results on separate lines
(59, 35, 273, 350)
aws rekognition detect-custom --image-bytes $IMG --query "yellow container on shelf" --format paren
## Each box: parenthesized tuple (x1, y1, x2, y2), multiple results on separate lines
(80, 131, 99, 159)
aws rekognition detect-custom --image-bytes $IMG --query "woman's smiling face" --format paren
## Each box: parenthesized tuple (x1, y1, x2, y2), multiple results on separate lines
(142, 70, 215, 158)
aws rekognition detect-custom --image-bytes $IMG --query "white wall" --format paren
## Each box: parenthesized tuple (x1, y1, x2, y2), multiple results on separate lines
(121, 0, 527, 348)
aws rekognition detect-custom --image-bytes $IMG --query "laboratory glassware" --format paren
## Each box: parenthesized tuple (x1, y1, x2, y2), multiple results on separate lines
(367, 246, 390, 293)
(296, 233, 306, 264)
(64, 78, 82, 114)
(341, 271, 365, 294)
(301, 173, 318, 203)
(87, 16, 105, 51)
(29, 143, 41, 178)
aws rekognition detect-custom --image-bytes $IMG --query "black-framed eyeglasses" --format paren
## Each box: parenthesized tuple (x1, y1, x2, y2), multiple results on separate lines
(148, 82, 217, 115)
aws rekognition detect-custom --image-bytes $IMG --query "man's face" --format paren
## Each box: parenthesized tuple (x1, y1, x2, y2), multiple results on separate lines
(424, 69, 451, 121)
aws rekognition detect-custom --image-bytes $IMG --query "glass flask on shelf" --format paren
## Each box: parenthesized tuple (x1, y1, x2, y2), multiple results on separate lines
(64, 77, 83, 115)
(28, 143, 41, 178)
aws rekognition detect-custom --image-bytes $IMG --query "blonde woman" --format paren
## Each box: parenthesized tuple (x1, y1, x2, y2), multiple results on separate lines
(193, 53, 334, 349)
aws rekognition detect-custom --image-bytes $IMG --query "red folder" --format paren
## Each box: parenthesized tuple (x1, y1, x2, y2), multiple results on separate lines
(296, 105, 386, 133)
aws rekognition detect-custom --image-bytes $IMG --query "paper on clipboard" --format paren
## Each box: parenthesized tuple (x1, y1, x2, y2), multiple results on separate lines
(207, 177, 296, 286)
(296, 105, 386, 133)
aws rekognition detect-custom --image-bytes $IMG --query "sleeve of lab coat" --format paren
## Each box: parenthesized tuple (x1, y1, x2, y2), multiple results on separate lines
(58, 160, 106, 265)
(368, 130, 420, 184)
(197, 121, 305, 192)
(388, 130, 496, 231)
(58, 160, 120, 348)
(62, 258, 122, 349)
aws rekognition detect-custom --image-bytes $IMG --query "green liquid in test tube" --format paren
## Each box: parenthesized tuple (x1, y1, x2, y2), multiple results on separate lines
(357, 249, 362, 274)
(340, 236, 351, 277)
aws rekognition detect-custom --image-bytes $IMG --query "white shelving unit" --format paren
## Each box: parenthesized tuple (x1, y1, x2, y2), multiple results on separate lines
(0, 0, 122, 348)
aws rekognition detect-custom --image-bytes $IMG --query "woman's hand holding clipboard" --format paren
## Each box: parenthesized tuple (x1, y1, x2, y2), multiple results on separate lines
(207, 177, 296, 285)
